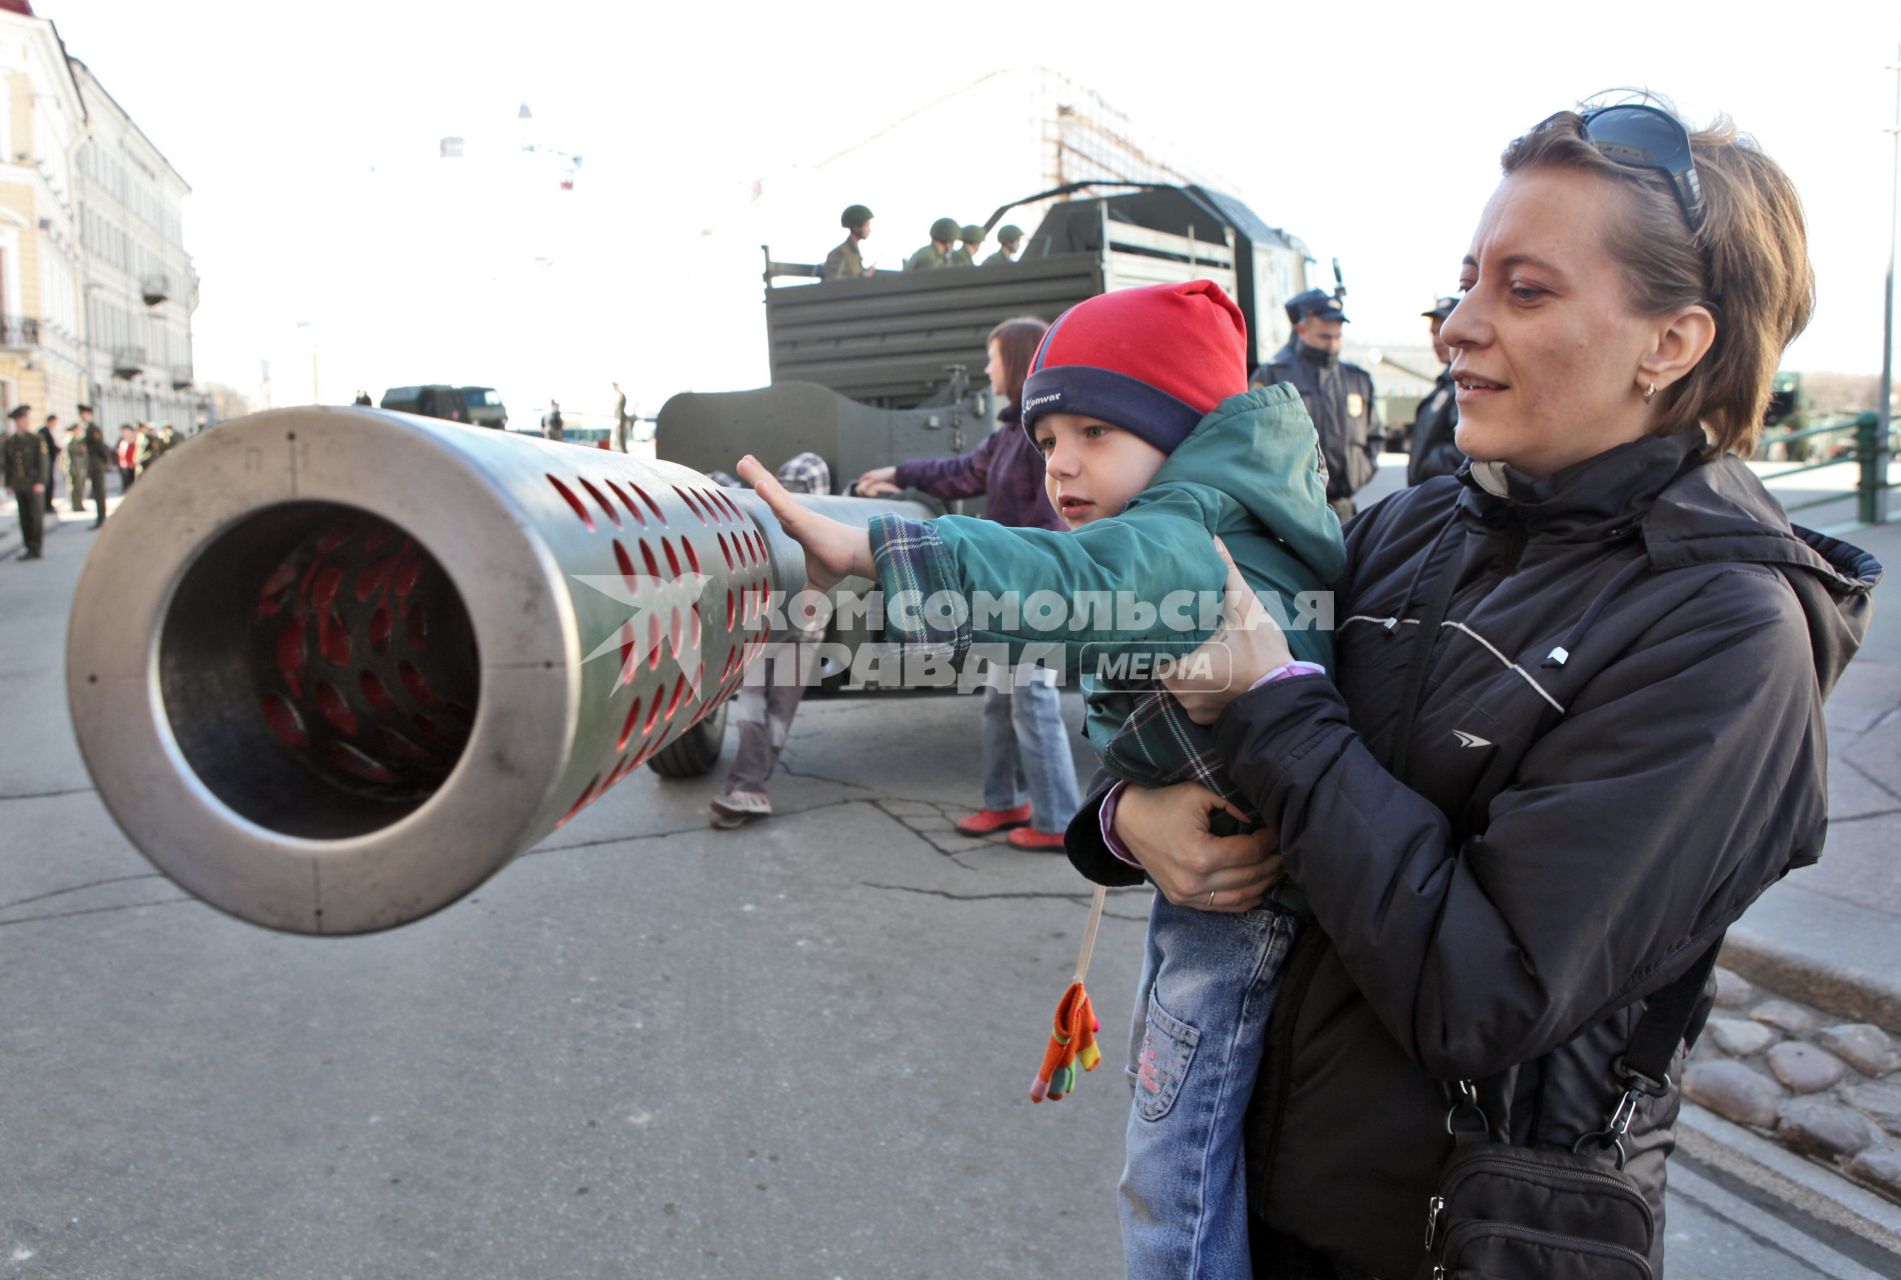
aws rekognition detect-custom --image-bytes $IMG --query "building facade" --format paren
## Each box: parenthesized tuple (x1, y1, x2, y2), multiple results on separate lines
(70, 57, 201, 431)
(0, 5, 202, 434)
(0, 2, 85, 424)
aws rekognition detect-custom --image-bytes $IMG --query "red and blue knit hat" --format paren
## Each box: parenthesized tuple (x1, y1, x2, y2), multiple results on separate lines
(1019, 279, 1248, 453)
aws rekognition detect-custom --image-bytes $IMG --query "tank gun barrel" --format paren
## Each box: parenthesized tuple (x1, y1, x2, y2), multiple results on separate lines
(65, 407, 929, 936)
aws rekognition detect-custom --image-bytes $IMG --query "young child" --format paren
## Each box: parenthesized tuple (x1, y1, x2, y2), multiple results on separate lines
(740, 280, 1343, 1278)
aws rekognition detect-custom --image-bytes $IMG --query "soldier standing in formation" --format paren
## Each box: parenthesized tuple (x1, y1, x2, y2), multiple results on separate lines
(822, 204, 874, 280)
(37, 412, 60, 513)
(542, 401, 564, 442)
(904, 217, 961, 272)
(1406, 295, 1465, 486)
(981, 224, 1024, 265)
(4, 404, 47, 559)
(952, 224, 984, 266)
(81, 422, 109, 527)
(67, 404, 99, 513)
(62, 419, 87, 513)
(1251, 287, 1381, 521)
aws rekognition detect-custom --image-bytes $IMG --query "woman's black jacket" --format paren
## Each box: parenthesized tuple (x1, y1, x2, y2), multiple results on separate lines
(1066, 428, 1880, 1279)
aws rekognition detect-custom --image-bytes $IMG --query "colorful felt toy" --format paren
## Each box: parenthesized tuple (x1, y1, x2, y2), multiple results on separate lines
(1032, 980, 1102, 1101)
(1031, 885, 1109, 1103)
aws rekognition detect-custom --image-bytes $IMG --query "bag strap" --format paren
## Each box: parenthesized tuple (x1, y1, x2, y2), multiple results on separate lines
(1620, 938, 1722, 1090)
(1567, 937, 1723, 1168)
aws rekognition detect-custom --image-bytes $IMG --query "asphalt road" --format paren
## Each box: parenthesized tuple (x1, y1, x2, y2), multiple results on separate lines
(0, 477, 1886, 1279)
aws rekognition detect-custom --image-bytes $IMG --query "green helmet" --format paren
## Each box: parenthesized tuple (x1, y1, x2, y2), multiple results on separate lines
(960, 223, 984, 245)
(841, 203, 873, 229)
(998, 223, 1024, 246)
(930, 216, 959, 243)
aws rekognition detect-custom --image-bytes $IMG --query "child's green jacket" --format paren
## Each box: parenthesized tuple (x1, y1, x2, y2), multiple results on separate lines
(867, 382, 1346, 802)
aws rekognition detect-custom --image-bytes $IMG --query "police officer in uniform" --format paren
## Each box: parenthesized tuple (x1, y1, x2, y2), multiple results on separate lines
(904, 217, 960, 272)
(1406, 295, 1464, 486)
(981, 224, 1024, 265)
(1251, 287, 1380, 520)
(952, 223, 984, 266)
(4, 404, 48, 559)
(822, 204, 873, 280)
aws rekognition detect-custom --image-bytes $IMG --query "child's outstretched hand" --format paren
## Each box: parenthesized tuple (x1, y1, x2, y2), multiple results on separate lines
(1164, 537, 1293, 725)
(736, 454, 875, 595)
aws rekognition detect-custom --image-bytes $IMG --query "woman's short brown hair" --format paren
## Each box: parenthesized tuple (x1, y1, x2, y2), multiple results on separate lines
(1501, 107, 1814, 457)
(988, 315, 1050, 411)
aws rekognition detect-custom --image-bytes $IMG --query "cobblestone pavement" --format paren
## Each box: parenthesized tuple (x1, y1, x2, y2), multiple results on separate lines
(1687, 968, 1901, 1205)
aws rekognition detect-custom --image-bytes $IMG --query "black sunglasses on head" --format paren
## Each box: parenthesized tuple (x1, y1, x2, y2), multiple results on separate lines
(1576, 104, 1705, 231)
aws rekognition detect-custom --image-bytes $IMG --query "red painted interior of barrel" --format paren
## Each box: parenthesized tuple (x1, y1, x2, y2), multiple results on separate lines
(253, 516, 477, 799)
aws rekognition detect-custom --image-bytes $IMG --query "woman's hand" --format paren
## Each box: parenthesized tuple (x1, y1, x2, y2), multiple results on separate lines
(737, 454, 875, 594)
(855, 465, 900, 497)
(1115, 782, 1281, 913)
(1164, 537, 1293, 725)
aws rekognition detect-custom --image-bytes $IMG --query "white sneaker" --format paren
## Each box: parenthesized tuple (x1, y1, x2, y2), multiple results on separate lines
(709, 788, 771, 828)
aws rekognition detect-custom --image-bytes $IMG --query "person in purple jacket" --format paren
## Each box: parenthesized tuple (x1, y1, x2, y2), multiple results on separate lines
(857, 315, 1082, 849)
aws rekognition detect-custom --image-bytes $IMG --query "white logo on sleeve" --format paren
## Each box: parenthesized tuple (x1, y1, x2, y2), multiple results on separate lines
(1452, 730, 1492, 749)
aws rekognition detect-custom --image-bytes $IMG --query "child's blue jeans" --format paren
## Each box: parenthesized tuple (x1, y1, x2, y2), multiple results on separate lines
(1119, 893, 1300, 1279)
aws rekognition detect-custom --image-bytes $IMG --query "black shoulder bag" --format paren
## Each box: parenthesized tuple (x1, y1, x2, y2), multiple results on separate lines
(1422, 943, 1718, 1280)
(1393, 522, 1716, 1280)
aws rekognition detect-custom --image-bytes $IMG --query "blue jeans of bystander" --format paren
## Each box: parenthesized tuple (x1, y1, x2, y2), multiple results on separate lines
(978, 671, 1081, 832)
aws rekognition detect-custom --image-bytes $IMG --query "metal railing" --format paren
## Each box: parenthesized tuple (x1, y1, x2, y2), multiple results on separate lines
(1754, 411, 1891, 524)
(0, 315, 41, 347)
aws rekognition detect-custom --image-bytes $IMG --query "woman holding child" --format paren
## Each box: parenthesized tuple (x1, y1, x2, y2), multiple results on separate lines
(1080, 104, 1881, 1277)
(749, 101, 1881, 1280)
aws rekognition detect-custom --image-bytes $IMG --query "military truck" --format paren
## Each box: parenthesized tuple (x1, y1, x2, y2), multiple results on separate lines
(656, 181, 1317, 498)
(645, 181, 1319, 776)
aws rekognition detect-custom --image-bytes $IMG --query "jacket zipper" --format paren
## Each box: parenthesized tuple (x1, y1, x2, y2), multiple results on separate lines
(1425, 1145, 1655, 1250)
(1436, 1219, 1653, 1279)
(1440, 1145, 1654, 1224)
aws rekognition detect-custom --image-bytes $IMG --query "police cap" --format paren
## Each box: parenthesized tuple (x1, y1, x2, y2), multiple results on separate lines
(997, 223, 1024, 246)
(841, 204, 873, 229)
(930, 216, 960, 243)
(6, 404, 29, 420)
(1285, 288, 1349, 325)
(1422, 295, 1458, 321)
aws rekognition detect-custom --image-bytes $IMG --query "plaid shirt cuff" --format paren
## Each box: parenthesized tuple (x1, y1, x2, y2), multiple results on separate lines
(1099, 781, 1140, 868)
(867, 514, 969, 661)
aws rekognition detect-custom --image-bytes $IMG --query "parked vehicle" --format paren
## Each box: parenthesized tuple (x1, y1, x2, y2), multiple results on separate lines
(380, 385, 469, 423)
(646, 181, 1324, 775)
(459, 386, 508, 429)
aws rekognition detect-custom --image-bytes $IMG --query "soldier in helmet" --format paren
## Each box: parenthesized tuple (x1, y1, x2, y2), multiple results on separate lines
(904, 217, 960, 272)
(951, 223, 984, 267)
(823, 204, 874, 280)
(1251, 287, 1381, 520)
(981, 224, 1024, 265)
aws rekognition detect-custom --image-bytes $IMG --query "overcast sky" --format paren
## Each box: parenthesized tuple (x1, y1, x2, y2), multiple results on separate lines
(37, 0, 1901, 419)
